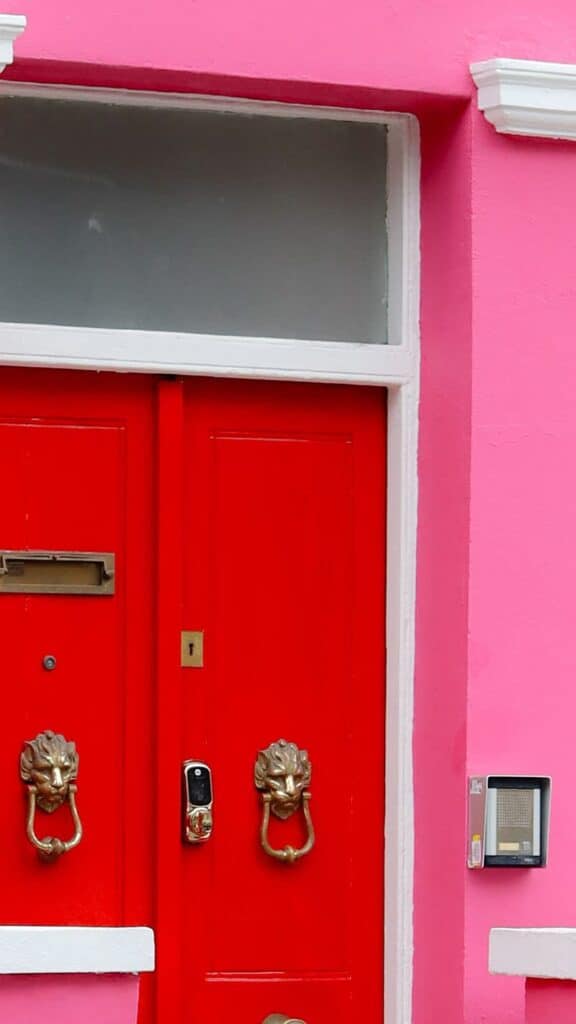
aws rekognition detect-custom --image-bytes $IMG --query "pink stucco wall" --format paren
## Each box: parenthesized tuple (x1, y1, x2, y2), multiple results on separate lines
(465, 121, 576, 1024)
(1, 0, 575, 96)
(2, 3, 576, 1024)
(0, 974, 139, 1023)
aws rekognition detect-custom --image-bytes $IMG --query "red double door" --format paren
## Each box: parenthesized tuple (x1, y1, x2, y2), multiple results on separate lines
(0, 369, 385, 1024)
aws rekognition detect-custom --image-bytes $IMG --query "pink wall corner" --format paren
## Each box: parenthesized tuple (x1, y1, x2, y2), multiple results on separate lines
(0, 974, 140, 1024)
(413, 101, 473, 1024)
(526, 980, 576, 1024)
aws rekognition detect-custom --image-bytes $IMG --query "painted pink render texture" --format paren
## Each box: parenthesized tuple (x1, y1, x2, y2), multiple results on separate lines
(0, 975, 140, 1023)
(2, 2, 576, 1024)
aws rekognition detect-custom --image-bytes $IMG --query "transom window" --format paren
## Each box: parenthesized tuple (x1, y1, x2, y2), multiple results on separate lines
(0, 97, 388, 344)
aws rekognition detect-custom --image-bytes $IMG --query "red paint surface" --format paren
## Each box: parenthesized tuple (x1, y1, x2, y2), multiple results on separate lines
(526, 980, 576, 1024)
(0, 371, 155, 931)
(0, 371, 386, 1024)
(177, 380, 385, 1020)
(0, 974, 139, 1024)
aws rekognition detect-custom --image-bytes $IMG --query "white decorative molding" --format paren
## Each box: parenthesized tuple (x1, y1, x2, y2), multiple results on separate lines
(0, 15, 25, 74)
(490, 928, 576, 979)
(471, 58, 576, 140)
(0, 926, 155, 974)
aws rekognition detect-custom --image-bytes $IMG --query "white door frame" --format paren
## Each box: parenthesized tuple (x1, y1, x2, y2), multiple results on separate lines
(0, 82, 420, 1024)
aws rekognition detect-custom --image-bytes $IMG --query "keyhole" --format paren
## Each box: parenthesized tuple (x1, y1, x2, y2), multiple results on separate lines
(181, 631, 203, 668)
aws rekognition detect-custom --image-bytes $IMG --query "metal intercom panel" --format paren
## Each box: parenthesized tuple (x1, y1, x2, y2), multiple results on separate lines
(468, 775, 551, 868)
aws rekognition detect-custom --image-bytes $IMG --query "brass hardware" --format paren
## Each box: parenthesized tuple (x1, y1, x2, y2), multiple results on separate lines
(0, 551, 114, 595)
(20, 731, 83, 860)
(262, 1016, 307, 1023)
(181, 630, 204, 668)
(254, 739, 315, 864)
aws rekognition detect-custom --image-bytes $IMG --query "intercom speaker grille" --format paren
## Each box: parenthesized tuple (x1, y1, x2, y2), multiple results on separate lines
(497, 788, 533, 828)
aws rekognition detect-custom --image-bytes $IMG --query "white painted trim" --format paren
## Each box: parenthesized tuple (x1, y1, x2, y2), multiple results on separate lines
(385, 382, 418, 1024)
(0, 15, 25, 74)
(0, 84, 420, 1024)
(471, 58, 576, 140)
(0, 927, 154, 974)
(490, 928, 576, 980)
(0, 323, 412, 385)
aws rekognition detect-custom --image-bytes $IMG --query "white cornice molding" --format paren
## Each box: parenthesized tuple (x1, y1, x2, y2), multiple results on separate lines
(0, 14, 25, 73)
(471, 58, 576, 140)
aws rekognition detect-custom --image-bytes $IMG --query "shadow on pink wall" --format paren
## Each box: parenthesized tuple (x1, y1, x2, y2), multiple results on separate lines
(526, 980, 576, 1024)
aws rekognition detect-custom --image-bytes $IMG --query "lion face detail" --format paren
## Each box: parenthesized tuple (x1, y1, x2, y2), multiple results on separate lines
(254, 739, 311, 819)
(20, 730, 79, 813)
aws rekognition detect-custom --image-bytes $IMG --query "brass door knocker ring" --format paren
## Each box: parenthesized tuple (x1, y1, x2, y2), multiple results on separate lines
(20, 730, 83, 861)
(254, 739, 315, 864)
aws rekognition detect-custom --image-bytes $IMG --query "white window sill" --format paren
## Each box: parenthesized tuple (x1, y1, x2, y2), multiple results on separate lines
(0, 927, 154, 974)
(490, 928, 576, 980)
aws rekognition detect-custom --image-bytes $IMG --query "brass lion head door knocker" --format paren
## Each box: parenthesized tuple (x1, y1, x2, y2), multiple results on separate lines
(254, 739, 314, 864)
(20, 730, 83, 860)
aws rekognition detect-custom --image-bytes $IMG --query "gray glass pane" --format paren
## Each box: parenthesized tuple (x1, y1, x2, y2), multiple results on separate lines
(0, 98, 387, 342)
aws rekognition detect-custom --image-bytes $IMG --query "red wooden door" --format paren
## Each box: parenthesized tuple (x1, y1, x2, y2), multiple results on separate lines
(0, 370, 385, 1024)
(0, 369, 155, 933)
(171, 378, 386, 1024)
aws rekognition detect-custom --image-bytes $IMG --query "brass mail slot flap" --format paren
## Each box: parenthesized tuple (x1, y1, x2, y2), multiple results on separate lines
(0, 551, 115, 595)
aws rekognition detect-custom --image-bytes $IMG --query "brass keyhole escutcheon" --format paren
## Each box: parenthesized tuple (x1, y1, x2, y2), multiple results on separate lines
(181, 630, 204, 668)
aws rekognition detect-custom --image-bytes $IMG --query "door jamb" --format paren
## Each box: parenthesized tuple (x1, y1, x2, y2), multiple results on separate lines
(0, 84, 420, 1024)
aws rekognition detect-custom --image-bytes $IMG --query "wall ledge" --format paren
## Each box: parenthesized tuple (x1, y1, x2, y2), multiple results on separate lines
(471, 58, 576, 140)
(0, 927, 155, 974)
(490, 928, 576, 979)
(0, 15, 25, 73)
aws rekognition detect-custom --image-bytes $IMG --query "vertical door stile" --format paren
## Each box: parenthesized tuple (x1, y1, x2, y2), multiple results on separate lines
(154, 378, 185, 1024)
